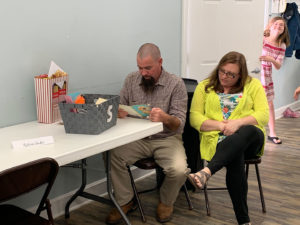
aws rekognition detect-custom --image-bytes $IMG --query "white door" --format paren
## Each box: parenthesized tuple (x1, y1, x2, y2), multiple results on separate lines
(182, 0, 268, 81)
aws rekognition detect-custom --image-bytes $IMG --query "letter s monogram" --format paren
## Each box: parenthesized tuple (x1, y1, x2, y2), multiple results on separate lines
(107, 105, 113, 123)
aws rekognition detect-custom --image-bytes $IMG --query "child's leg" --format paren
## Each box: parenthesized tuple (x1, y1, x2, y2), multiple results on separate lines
(268, 101, 282, 144)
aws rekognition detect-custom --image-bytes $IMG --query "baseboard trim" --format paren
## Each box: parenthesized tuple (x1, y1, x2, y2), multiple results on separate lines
(275, 100, 300, 119)
(33, 167, 155, 219)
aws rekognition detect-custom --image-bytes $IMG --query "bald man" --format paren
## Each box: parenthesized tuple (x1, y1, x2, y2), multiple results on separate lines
(106, 43, 189, 224)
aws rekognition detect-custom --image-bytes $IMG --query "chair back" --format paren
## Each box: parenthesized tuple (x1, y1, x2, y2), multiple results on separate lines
(182, 78, 198, 93)
(182, 78, 202, 177)
(0, 158, 59, 213)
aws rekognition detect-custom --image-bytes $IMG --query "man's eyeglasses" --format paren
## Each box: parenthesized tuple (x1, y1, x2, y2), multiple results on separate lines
(218, 68, 238, 79)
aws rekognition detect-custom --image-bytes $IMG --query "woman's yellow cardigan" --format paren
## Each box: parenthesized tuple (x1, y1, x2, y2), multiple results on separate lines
(190, 77, 269, 161)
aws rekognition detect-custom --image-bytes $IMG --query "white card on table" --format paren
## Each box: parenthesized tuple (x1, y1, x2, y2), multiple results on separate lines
(11, 136, 54, 149)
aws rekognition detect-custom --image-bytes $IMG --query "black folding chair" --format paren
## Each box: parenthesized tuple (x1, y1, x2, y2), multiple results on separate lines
(127, 157, 193, 222)
(202, 157, 266, 216)
(0, 158, 59, 225)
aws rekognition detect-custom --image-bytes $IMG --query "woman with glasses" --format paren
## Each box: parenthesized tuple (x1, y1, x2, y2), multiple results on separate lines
(186, 51, 269, 225)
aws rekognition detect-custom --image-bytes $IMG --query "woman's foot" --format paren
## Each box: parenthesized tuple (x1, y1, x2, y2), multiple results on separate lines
(186, 170, 211, 189)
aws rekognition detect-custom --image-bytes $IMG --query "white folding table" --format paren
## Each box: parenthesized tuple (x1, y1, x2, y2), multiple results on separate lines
(0, 117, 163, 225)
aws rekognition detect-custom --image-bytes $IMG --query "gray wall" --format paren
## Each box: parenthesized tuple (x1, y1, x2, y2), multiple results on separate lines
(1, 0, 182, 209)
(273, 56, 300, 109)
(0, 0, 182, 128)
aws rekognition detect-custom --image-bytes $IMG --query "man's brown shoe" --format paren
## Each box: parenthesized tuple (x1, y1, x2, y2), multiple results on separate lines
(156, 202, 173, 223)
(105, 200, 137, 225)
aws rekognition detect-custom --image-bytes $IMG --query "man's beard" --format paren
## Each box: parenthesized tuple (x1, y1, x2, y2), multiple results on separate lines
(141, 77, 155, 93)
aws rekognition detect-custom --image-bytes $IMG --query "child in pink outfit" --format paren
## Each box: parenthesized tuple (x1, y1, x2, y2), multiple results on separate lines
(261, 39, 286, 101)
(260, 17, 290, 144)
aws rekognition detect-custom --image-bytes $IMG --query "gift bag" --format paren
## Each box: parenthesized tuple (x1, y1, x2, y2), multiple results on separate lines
(34, 75, 68, 123)
(34, 61, 68, 123)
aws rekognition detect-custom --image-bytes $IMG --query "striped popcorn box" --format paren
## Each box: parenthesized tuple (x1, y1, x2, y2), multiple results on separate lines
(34, 75, 68, 123)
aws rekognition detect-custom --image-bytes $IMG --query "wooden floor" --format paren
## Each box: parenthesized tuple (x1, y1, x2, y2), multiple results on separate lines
(55, 115, 300, 225)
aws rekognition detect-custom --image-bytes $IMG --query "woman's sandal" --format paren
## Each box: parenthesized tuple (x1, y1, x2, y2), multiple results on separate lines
(186, 170, 211, 189)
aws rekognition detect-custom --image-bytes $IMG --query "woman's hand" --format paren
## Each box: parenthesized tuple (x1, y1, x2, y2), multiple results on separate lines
(223, 119, 242, 136)
(219, 121, 226, 133)
(200, 120, 226, 132)
(222, 116, 258, 136)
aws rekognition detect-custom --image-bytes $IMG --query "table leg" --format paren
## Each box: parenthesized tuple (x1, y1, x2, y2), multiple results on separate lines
(105, 151, 131, 225)
(65, 159, 87, 218)
(63, 153, 131, 225)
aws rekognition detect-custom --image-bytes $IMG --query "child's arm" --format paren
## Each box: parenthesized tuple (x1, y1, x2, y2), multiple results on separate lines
(259, 55, 282, 69)
(263, 18, 275, 37)
(260, 41, 285, 70)
(294, 86, 300, 100)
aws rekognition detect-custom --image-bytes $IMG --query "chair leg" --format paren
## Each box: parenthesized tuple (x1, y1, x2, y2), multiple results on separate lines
(156, 167, 165, 189)
(203, 184, 211, 216)
(202, 161, 265, 217)
(182, 183, 193, 210)
(126, 165, 146, 222)
(254, 163, 266, 213)
(245, 163, 249, 179)
(45, 199, 54, 225)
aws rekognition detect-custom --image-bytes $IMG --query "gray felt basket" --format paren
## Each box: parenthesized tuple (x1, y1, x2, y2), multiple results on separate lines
(59, 94, 120, 135)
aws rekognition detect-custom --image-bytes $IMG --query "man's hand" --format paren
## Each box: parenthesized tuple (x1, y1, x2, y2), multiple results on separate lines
(149, 107, 167, 122)
(149, 107, 180, 131)
(118, 108, 128, 118)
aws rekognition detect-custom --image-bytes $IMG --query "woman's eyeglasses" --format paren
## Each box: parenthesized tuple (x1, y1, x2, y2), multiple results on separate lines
(218, 68, 238, 79)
